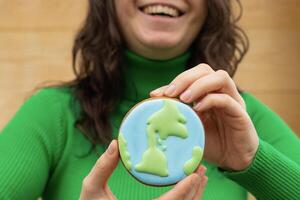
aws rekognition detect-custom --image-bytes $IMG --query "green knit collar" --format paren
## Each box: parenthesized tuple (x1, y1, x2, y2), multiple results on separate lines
(121, 49, 191, 102)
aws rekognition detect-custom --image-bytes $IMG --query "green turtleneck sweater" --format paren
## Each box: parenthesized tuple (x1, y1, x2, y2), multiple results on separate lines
(0, 50, 300, 200)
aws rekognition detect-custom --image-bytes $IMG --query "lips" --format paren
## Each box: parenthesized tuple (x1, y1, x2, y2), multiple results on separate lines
(141, 5, 181, 17)
(138, 2, 186, 18)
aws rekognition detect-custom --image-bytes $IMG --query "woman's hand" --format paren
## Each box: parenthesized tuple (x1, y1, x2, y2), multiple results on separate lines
(80, 140, 208, 200)
(80, 140, 119, 200)
(150, 64, 259, 171)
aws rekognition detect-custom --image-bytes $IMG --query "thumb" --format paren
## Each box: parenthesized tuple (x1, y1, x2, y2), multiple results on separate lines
(85, 140, 119, 189)
(157, 173, 201, 200)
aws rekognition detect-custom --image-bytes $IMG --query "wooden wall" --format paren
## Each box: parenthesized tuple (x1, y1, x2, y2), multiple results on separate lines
(0, 0, 85, 129)
(0, 1, 299, 199)
(235, 0, 300, 137)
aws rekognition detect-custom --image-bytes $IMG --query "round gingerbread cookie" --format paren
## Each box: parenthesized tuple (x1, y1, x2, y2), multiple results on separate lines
(118, 97, 205, 186)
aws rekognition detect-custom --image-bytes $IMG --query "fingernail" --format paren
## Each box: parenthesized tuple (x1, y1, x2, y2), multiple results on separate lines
(107, 140, 115, 155)
(196, 165, 207, 176)
(201, 166, 207, 176)
(150, 88, 161, 96)
(180, 89, 192, 102)
(164, 84, 176, 96)
(193, 102, 202, 111)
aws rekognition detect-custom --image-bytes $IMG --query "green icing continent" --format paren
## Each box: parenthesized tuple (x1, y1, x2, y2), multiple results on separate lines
(183, 146, 203, 175)
(135, 99, 189, 177)
(118, 133, 132, 170)
(135, 147, 168, 177)
(147, 100, 188, 140)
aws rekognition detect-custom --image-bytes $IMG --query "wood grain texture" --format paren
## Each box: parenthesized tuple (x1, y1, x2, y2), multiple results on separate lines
(0, 0, 87, 30)
(234, 0, 300, 135)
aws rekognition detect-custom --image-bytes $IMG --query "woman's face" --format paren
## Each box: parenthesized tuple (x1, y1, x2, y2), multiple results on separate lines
(115, 0, 207, 59)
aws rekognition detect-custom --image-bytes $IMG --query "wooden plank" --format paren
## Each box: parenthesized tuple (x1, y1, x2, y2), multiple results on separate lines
(234, 0, 300, 94)
(240, 0, 300, 29)
(0, 32, 74, 61)
(0, 60, 74, 90)
(0, 0, 86, 30)
(240, 30, 300, 67)
(234, 67, 300, 92)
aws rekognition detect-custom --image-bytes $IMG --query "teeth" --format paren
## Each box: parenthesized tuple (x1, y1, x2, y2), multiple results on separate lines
(142, 5, 180, 17)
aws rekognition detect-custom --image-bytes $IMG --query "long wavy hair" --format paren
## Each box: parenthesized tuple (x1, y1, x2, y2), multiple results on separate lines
(68, 0, 249, 145)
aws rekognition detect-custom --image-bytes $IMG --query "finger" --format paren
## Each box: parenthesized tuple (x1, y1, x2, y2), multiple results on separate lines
(193, 175, 208, 200)
(193, 93, 246, 118)
(195, 165, 207, 176)
(104, 185, 116, 200)
(157, 173, 201, 200)
(150, 85, 169, 97)
(191, 165, 207, 200)
(179, 165, 207, 200)
(162, 64, 214, 97)
(179, 70, 245, 108)
(83, 140, 119, 190)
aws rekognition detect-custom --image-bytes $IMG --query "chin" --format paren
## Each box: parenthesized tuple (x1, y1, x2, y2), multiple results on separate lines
(142, 34, 184, 49)
(130, 30, 191, 58)
(148, 41, 178, 49)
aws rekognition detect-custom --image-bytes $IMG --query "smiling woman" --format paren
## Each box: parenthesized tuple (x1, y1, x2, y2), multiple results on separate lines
(115, 0, 207, 59)
(0, 0, 300, 200)
(71, 0, 248, 147)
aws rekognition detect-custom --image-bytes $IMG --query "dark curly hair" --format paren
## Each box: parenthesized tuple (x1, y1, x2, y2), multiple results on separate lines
(68, 0, 249, 145)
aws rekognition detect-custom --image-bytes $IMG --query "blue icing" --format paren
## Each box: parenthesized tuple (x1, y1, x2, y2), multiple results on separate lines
(119, 99, 205, 186)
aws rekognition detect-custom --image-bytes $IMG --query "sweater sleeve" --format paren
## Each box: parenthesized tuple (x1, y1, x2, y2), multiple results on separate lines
(223, 92, 300, 200)
(0, 89, 66, 200)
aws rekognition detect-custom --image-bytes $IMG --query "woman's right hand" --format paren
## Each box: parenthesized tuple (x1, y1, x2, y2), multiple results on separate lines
(80, 140, 208, 200)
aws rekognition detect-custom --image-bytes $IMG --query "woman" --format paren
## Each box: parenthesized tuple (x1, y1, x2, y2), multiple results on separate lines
(0, 0, 299, 199)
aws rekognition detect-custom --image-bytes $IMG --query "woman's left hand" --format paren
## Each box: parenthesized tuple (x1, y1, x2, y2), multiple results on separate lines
(150, 64, 259, 171)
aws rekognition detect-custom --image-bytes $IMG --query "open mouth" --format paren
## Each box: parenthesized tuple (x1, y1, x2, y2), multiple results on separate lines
(139, 4, 185, 18)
